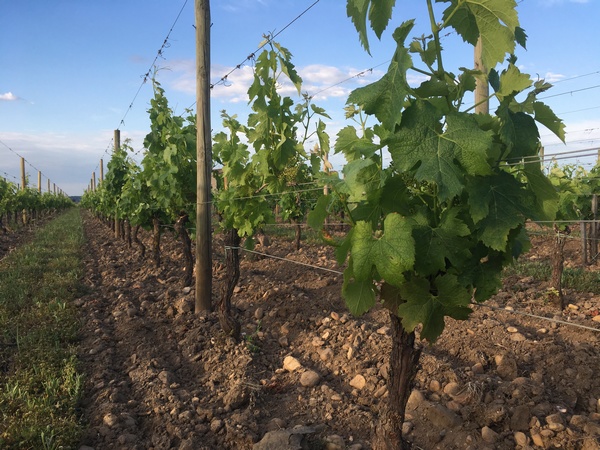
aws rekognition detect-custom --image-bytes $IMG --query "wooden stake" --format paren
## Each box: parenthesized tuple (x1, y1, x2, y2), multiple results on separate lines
(99, 158, 104, 186)
(114, 130, 121, 239)
(37, 171, 42, 193)
(195, 0, 213, 313)
(474, 37, 489, 115)
(20, 158, 26, 191)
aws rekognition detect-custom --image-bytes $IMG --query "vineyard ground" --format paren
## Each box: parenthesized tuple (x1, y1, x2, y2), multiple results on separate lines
(75, 212, 600, 450)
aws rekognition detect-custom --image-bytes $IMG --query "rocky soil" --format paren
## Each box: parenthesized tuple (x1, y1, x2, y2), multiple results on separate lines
(75, 213, 600, 450)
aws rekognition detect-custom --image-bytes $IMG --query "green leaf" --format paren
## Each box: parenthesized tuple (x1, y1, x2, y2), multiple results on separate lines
(497, 108, 539, 160)
(467, 172, 530, 250)
(346, 0, 396, 54)
(495, 64, 532, 100)
(388, 101, 492, 201)
(350, 213, 415, 286)
(442, 0, 520, 68)
(347, 21, 414, 129)
(307, 194, 331, 230)
(335, 126, 378, 161)
(533, 101, 565, 143)
(412, 208, 472, 276)
(523, 162, 559, 222)
(397, 274, 472, 342)
(342, 266, 376, 315)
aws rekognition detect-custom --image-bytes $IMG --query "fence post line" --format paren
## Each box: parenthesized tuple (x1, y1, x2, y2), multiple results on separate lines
(194, 0, 213, 313)
(592, 195, 598, 260)
(20, 158, 26, 191)
(114, 130, 121, 239)
(581, 221, 588, 265)
(99, 158, 104, 186)
(37, 171, 42, 194)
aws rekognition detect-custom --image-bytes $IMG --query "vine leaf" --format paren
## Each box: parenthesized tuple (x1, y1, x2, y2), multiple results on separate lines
(343, 266, 376, 316)
(388, 101, 492, 201)
(350, 213, 415, 286)
(411, 209, 472, 276)
(347, 20, 414, 130)
(467, 172, 531, 251)
(346, 0, 397, 54)
(397, 274, 472, 342)
(533, 101, 566, 142)
(441, 0, 521, 68)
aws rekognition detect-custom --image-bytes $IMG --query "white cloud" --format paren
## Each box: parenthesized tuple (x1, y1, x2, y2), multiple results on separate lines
(543, 72, 566, 83)
(0, 92, 18, 101)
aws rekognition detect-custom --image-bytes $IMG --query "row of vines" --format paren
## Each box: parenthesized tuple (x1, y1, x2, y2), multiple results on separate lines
(0, 177, 73, 233)
(80, 1, 599, 448)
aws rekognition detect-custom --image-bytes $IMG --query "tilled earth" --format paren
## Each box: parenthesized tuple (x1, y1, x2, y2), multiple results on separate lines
(75, 213, 600, 450)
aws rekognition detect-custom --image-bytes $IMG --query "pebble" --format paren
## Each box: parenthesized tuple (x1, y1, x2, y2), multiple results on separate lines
(324, 434, 345, 450)
(429, 380, 441, 392)
(255, 307, 264, 320)
(514, 431, 528, 446)
(495, 354, 518, 380)
(349, 374, 366, 390)
(407, 390, 425, 410)
(103, 413, 119, 427)
(531, 433, 545, 447)
(300, 370, 321, 388)
(472, 363, 485, 374)
(481, 426, 499, 444)
(330, 311, 340, 321)
(510, 405, 531, 431)
(318, 347, 334, 362)
(593, 316, 600, 323)
(507, 326, 518, 333)
(376, 326, 390, 335)
(283, 356, 302, 372)
(402, 422, 414, 434)
(424, 403, 462, 429)
(510, 333, 527, 342)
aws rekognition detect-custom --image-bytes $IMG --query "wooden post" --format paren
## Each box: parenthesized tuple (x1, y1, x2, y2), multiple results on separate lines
(92, 172, 96, 191)
(99, 158, 104, 186)
(592, 195, 598, 260)
(37, 171, 42, 193)
(581, 222, 588, 265)
(20, 158, 26, 191)
(474, 37, 489, 115)
(47, 179, 50, 193)
(53, 183, 56, 194)
(195, 0, 213, 313)
(114, 130, 121, 239)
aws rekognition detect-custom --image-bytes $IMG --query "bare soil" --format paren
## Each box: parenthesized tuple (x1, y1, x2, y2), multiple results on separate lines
(75, 213, 600, 450)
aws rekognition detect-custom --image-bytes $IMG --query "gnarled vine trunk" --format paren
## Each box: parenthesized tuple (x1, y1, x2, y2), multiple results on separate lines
(550, 224, 569, 310)
(133, 225, 145, 258)
(373, 310, 422, 450)
(152, 216, 161, 268)
(175, 213, 194, 287)
(219, 228, 241, 340)
(294, 220, 302, 251)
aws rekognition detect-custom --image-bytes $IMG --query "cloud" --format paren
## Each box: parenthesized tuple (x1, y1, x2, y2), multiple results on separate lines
(0, 92, 18, 101)
(543, 72, 566, 83)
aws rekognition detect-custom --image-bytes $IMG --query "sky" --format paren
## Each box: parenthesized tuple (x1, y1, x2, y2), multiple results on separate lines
(1, 0, 599, 196)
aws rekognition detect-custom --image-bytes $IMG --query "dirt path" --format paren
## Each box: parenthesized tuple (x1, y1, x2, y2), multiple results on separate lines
(76, 213, 600, 450)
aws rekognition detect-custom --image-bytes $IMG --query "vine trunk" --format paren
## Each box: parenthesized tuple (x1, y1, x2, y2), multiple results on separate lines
(373, 311, 422, 450)
(175, 213, 194, 287)
(219, 228, 241, 340)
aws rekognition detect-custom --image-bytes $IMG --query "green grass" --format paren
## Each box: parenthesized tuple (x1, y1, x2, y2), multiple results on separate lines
(504, 259, 600, 294)
(0, 208, 85, 449)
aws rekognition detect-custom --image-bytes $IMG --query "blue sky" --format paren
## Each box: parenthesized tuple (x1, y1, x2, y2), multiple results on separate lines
(1, 0, 599, 195)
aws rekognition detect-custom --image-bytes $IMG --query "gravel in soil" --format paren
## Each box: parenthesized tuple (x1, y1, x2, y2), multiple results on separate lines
(76, 214, 600, 450)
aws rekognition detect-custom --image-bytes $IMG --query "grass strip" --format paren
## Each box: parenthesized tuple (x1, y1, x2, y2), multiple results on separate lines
(0, 208, 85, 449)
